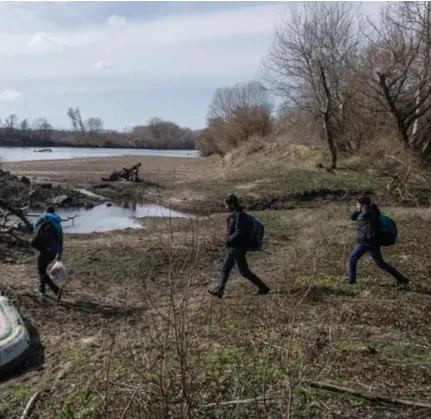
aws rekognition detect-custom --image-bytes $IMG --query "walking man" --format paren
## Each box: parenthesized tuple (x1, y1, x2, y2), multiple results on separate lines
(32, 206, 63, 297)
(348, 196, 409, 289)
(208, 194, 270, 298)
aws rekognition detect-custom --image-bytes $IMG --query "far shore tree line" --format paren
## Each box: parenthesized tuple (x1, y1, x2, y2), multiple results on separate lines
(0, 107, 196, 150)
(196, 1, 431, 169)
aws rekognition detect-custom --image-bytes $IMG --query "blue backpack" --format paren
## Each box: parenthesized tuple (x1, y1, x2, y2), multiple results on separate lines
(247, 215, 265, 251)
(379, 215, 397, 246)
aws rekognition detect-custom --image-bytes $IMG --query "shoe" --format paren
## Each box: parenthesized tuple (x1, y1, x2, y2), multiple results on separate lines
(346, 278, 357, 285)
(257, 287, 270, 295)
(36, 289, 46, 298)
(397, 280, 410, 291)
(208, 289, 224, 299)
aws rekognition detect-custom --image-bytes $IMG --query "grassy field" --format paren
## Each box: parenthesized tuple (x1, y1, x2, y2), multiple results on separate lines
(1, 203, 431, 418)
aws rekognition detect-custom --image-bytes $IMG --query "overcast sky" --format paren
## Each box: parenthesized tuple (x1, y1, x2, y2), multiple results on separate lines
(0, 1, 383, 131)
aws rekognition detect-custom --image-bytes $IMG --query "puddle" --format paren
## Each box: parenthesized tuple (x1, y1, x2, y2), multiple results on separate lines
(74, 188, 108, 200)
(26, 203, 190, 234)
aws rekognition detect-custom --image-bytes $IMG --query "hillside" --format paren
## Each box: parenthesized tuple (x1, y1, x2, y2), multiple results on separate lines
(1, 140, 431, 418)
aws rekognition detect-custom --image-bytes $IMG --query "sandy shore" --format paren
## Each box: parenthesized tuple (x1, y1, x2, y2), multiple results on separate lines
(3, 154, 219, 185)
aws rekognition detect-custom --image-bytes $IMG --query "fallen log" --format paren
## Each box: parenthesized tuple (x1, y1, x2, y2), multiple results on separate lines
(102, 162, 142, 182)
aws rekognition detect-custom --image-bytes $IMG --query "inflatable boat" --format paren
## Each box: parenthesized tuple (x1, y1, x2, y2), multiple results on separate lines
(0, 295, 30, 377)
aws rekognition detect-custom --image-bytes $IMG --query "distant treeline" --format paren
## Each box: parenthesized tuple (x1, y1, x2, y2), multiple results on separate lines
(0, 109, 198, 150)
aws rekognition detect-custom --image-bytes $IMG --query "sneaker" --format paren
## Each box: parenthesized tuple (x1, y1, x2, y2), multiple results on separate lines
(397, 280, 410, 291)
(36, 289, 46, 298)
(257, 287, 270, 296)
(208, 289, 224, 299)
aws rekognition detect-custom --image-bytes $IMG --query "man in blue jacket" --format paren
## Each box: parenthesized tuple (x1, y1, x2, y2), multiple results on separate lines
(33, 206, 63, 297)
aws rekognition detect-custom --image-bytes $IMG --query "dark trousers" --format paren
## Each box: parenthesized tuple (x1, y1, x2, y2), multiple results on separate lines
(218, 250, 268, 293)
(348, 244, 408, 283)
(37, 251, 59, 294)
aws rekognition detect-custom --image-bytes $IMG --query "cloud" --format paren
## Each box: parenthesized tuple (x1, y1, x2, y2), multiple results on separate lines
(0, 89, 23, 102)
(95, 61, 112, 70)
(0, 3, 284, 93)
(107, 15, 128, 30)
(27, 32, 68, 52)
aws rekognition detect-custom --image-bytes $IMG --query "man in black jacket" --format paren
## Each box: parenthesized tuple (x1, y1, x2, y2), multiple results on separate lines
(348, 196, 409, 289)
(208, 194, 270, 298)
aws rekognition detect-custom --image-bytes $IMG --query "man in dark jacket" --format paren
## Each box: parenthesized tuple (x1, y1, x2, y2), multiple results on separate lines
(33, 206, 64, 297)
(348, 196, 409, 289)
(208, 194, 270, 298)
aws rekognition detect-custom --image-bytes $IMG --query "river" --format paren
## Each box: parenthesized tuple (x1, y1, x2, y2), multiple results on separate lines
(0, 147, 199, 163)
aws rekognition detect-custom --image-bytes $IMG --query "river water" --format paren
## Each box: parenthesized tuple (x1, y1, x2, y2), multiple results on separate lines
(0, 147, 199, 163)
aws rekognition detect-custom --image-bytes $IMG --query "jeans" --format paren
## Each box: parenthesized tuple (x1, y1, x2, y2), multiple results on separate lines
(348, 244, 408, 283)
(38, 251, 60, 294)
(218, 250, 268, 293)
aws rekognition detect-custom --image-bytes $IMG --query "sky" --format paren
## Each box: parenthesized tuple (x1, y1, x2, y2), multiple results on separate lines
(0, 1, 384, 132)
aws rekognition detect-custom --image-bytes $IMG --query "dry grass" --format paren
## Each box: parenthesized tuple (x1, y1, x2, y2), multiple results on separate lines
(1, 206, 431, 418)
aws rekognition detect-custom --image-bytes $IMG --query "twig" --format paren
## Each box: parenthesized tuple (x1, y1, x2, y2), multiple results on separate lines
(20, 391, 40, 419)
(87, 248, 101, 260)
(304, 380, 431, 409)
(203, 394, 268, 408)
(60, 214, 78, 222)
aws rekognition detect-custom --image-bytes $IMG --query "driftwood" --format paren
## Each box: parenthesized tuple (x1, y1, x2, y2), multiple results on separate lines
(102, 162, 142, 182)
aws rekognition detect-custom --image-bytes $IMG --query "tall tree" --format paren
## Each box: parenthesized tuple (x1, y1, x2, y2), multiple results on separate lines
(262, 2, 362, 169)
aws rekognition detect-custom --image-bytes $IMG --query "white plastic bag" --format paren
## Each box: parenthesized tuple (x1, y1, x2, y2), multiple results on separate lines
(50, 261, 67, 282)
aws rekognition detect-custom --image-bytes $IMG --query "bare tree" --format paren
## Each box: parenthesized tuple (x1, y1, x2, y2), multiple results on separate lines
(262, 2, 362, 169)
(4, 114, 18, 130)
(67, 107, 86, 133)
(361, 1, 431, 162)
(33, 118, 52, 141)
(20, 119, 29, 132)
(208, 81, 271, 122)
(199, 81, 272, 155)
(86, 117, 104, 133)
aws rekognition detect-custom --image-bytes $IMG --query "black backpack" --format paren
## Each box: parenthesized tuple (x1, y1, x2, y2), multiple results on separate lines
(30, 222, 57, 252)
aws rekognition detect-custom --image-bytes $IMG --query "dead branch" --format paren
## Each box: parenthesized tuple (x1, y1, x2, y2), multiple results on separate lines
(304, 380, 431, 409)
(0, 198, 33, 232)
(20, 392, 40, 419)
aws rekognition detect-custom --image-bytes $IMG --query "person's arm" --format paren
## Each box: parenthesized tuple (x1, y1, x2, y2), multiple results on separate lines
(226, 212, 248, 246)
(350, 210, 361, 221)
(33, 213, 47, 229)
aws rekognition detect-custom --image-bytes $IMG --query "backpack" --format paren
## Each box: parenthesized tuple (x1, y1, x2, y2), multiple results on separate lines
(30, 221, 57, 252)
(247, 215, 265, 251)
(379, 215, 398, 246)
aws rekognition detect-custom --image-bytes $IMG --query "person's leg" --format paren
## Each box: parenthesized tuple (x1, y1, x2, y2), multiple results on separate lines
(217, 252, 236, 294)
(209, 252, 236, 297)
(348, 244, 368, 284)
(38, 252, 59, 295)
(367, 246, 409, 285)
(234, 252, 270, 294)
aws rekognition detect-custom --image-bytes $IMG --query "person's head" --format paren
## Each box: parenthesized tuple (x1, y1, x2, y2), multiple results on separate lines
(45, 205, 55, 214)
(224, 194, 241, 212)
(356, 196, 371, 210)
